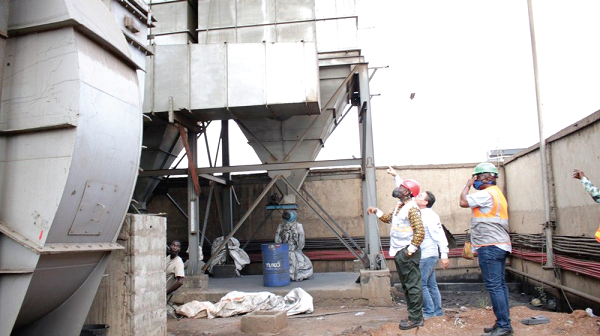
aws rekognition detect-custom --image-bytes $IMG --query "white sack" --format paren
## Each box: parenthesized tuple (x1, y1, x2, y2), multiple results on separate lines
(176, 288, 313, 319)
(207, 236, 251, 275)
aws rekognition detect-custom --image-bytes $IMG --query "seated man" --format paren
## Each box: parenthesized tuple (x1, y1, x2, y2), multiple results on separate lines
(166, 240, 185, 296)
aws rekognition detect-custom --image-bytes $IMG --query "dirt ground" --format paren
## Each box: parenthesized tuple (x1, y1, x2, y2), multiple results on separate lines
(167, 291, 600, 336)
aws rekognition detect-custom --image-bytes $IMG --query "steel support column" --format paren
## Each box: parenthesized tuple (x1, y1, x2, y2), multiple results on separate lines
(358, 64, 384, 270)
(187, 128, 200, 275)
(221, 120, 234, 235)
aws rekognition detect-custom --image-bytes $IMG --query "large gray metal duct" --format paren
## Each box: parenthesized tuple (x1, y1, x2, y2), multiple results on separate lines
(0, 0, 142, 335)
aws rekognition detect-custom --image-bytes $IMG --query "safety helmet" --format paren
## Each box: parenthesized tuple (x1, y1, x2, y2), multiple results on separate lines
(401, 179, 421, 198)
(473, 162, 499, 177)
(282, 210, 297, 223)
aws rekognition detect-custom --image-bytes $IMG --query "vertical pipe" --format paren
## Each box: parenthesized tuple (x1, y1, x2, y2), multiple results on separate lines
(357, 64, 383, 270)
(221, 120, 233, 264)
(221, 120, 233, 234)
(527, 0, 554, 268)
(187, 129, 200, 275)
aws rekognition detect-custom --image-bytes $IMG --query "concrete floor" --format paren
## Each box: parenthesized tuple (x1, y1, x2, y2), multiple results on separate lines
(172, 272, 367, 306)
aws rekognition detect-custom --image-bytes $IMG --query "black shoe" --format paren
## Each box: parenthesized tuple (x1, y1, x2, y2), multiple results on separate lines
(399, 319, 423, 330)
(483, 327, 513, 336)
(483, 325, 497, 333)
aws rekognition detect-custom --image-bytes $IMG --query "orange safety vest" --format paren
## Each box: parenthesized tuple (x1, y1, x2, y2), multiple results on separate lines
(471, 185, 511, 248)
(472, 186, 508, 221)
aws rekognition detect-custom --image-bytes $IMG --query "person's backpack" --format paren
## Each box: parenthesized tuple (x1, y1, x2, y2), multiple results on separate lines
(441, 224, 457, 248)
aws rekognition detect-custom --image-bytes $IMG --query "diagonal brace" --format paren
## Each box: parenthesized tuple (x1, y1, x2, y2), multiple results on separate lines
(301, 187, 365, 254)
(201, 175, 281, 273)
(280, 176, 367, 266)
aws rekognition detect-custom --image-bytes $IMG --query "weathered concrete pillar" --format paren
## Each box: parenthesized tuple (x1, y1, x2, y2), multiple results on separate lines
(359, 269, 394, 307)
(86, 214, 167, 336)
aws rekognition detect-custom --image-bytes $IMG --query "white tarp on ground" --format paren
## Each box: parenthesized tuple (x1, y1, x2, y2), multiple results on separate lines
(207, 237, 250, 276)
(176, 288, 314, 319)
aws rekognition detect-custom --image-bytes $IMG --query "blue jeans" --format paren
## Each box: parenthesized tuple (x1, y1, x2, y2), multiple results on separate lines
(478, 246, 511, 330)
(420, 256, 444, 318)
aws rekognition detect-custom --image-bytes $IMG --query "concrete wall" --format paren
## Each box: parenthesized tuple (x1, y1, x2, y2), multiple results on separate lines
(505, 109, 600, 236)
(148, 163, 493, 279)
(504, 109, 600, 306)
(148, 163, 496, 246)
(86, 214, 167, 336)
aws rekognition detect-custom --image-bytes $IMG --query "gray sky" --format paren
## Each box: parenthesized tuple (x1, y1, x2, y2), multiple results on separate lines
(195, 0, 600, 168)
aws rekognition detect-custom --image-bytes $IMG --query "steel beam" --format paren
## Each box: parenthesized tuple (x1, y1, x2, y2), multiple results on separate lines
(281, 177, 364, 262)
(200, 183, 215, 249)
(241, 211, 274, 250)
(139, 158, 362, 176)
(237, 120, 279, 161)
(221, 120, 233, 235)
(166, 193, 211, 246)
(357, 64, 383, 270)
(186, 129, 200, 275)
(201, 175, 281, 273)
(302, 188, 365, 253)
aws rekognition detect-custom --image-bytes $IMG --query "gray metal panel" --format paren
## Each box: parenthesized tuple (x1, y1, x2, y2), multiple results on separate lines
(146, 43, 320, 119)
(8, 0, 135, 68)
(190, 44, 227, 109)
(14, 252, 110, 335)
(275, 0, 315, 21)
(150, 0, 198, 39)
(152, 44, 190, 113)
(108, 0, 150, 56)
(276, 21, 316, 43)
(0, 31, 78, 244)
(1, 1, 142, 333)
(227, 43, 266, 107)
(198, 0, 236, 29)
(236, 0, 276, 26)
(1, 29, 79, 132)
(0, 236, 39, 336)
(46, 30, 142, 244)
(15, 252, 105, 327)
(153, 32, 195, 45)
(199, 28, 237, 43)
(0, 0, 8, 34)
(237, 25, 276, 43)
(0, 0, 7, 121)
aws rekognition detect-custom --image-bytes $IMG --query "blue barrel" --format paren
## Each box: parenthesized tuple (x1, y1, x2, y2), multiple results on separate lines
(262, 243, 290, 287)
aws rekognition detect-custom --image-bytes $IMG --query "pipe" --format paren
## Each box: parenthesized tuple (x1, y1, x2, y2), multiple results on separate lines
(506, 266, 600, 305)
(527, 0, 554, 269)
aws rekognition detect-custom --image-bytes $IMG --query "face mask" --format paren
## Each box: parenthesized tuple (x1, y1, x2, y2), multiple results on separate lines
(392, 187, 399, 198)
(473, 180, 492, 190)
